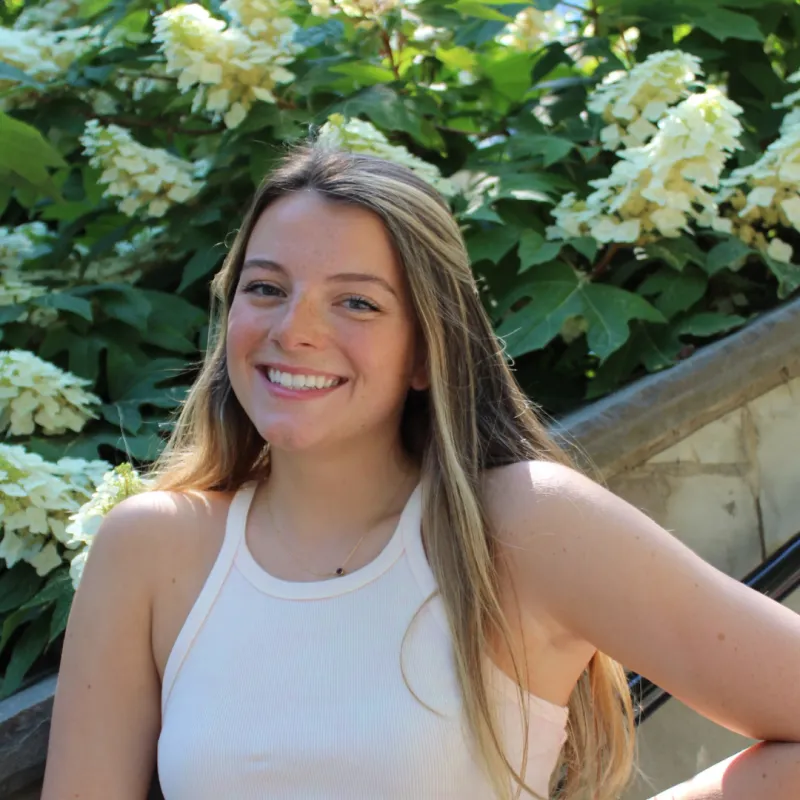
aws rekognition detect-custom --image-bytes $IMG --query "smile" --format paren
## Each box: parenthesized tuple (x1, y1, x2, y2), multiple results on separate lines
(259, 367, 345, 392)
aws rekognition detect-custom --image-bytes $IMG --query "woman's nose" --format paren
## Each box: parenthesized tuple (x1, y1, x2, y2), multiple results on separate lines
(270, 295, 325, 351)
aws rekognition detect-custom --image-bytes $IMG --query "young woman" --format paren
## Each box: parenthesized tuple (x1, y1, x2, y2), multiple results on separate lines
(42, 145, 800, 800)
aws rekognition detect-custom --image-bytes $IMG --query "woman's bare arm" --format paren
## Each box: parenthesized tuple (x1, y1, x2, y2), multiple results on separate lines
(652, 741, 800, 799)
(41, 497, 165, 799)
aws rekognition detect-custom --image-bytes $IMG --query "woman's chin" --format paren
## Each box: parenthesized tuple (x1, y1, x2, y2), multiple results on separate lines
(257, 421, 324, 453)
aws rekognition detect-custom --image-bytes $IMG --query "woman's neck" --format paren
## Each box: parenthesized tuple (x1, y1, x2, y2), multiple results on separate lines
(258, 439, 420, 550)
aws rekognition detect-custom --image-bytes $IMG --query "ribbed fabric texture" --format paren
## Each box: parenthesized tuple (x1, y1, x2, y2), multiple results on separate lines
(158, 482, 569, 799)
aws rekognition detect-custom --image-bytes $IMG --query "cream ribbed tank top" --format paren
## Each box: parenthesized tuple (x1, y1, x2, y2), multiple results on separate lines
(158, 481, 569, 799)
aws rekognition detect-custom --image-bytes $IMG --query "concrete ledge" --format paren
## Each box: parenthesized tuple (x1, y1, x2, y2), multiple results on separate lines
(552, 295, 800, 479)
(0, 675, 56, 796)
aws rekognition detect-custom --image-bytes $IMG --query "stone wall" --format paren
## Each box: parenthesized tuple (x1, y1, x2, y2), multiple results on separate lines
(554, 297, 800, 799)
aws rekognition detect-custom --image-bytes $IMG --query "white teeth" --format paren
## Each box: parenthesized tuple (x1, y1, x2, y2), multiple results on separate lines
(265, 368, 341, 391)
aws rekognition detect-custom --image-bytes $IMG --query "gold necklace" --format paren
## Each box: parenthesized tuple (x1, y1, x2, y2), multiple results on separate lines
(265, 502, 369, 579)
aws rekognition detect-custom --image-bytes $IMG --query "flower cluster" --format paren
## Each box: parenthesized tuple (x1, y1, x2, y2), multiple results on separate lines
(12, 0, 84, 30)
(0, 444, 110, 578)
(318, 114, 455, 196)
(0, 222, 52, 271)
(708, 70, 800, 264)
(220, 0, 296, 41)
(311, 0, 400, 24)
(0, 350, 101, 437)
(65, 463, 149, 587)
(497, 7, 566, 51)
(68, 226, 168, 284)
(588, 50, 702, 151)
(80, 120, 207, 217)
(0, 26, 97, 109)
(549, 88, 744, 244)
(153, 4, 299, 129)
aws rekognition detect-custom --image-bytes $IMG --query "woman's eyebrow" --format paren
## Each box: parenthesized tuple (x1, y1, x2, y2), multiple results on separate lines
(241, 258, 397, 297)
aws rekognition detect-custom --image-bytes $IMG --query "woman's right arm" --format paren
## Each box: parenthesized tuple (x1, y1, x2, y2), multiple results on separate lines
(41, 497, 164, 800)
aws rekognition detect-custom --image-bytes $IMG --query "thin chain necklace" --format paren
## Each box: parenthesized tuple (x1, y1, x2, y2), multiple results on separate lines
(265, 502, 369, 579)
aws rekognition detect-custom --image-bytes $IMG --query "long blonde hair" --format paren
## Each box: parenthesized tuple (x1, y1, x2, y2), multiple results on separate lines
(148, 143, 636, 799)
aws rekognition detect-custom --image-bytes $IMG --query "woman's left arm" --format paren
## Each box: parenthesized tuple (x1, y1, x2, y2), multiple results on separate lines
(651, 741, 800, 799)
(485, 460, 800, 742)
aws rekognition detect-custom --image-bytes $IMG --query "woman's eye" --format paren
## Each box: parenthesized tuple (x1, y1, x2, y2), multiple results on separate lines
(243, 282, 283, 298)
(344, 295, 380, 312)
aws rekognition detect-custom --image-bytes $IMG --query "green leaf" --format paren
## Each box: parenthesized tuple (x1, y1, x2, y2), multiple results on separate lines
(0, 305, 25, 325)
(497, 263, 665, 359)
(49, 594, 73, 644)
(446, 0, 512, 21)
(1, 615, 51, 699)
(635, 325, 684, 372)
(0, 567, 43, 615)
(0, 112, 67, 190)
(95, 286, 152, 332)
(178, 244, 225, 292)
(78, 0, 114, 19)
(330, 62, 396, 85)
(510, 134, 574, 167)
(21, 569, 72, 611)
(675, 312, 747, 338)
(581, 283, 666, 360)
(637, 266, 708, 319)
(567, 237, 598, 262)
(0, 62, 45, 90)
(704, 237, 752, 275)
(30, 292, 93, 321)
(694, 9, 764, 42)
(643, 239, 703, 272)
(435, 46, 478, 72)
(467, 226, 520, 265)
(480, 50, 536, 102)
(517, 230, 562, 272)
(496, 262, 582, 355)
(762, 253, 800, 300)
(0, 607, 39, 659)
(102, 401, 143, 434)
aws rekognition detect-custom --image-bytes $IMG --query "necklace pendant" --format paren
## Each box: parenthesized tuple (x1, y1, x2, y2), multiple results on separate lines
(335, 567, 345, 576)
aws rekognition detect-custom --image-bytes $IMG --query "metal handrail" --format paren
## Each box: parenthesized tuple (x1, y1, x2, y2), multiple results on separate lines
(629, 530, 800, 726)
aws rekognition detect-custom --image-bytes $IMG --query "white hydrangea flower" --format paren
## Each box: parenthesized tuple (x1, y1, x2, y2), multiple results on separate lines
(12, 0, 84, 30)
(65, 463, 149, 586)
(706, 72, 800, 261)
(318, 114, 455, 196)
(220, 0, 297, 42)
(311, 0, 401, 24)
(153, 4, 300, 129)
(0, 272, 57, 327)
(80, 121, 207, 218)
(0, 350, 101, 436)
(588, 50, 703, 151)
(496, 7, 566, 51)
(0, 444, 110, 575)
(550, 88, 743, 245)
(0, 26, 97, 109)
(0, 222, 53, 271)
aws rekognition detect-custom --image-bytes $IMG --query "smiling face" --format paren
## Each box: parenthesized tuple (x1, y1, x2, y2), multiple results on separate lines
(226, 190, 428, 456)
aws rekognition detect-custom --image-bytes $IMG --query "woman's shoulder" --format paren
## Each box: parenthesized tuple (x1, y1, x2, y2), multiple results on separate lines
(480, 458, 594, 523)
(92, 485, 239, 678)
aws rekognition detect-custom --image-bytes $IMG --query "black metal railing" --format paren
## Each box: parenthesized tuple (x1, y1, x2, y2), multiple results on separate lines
(629, 530, 800, 726)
